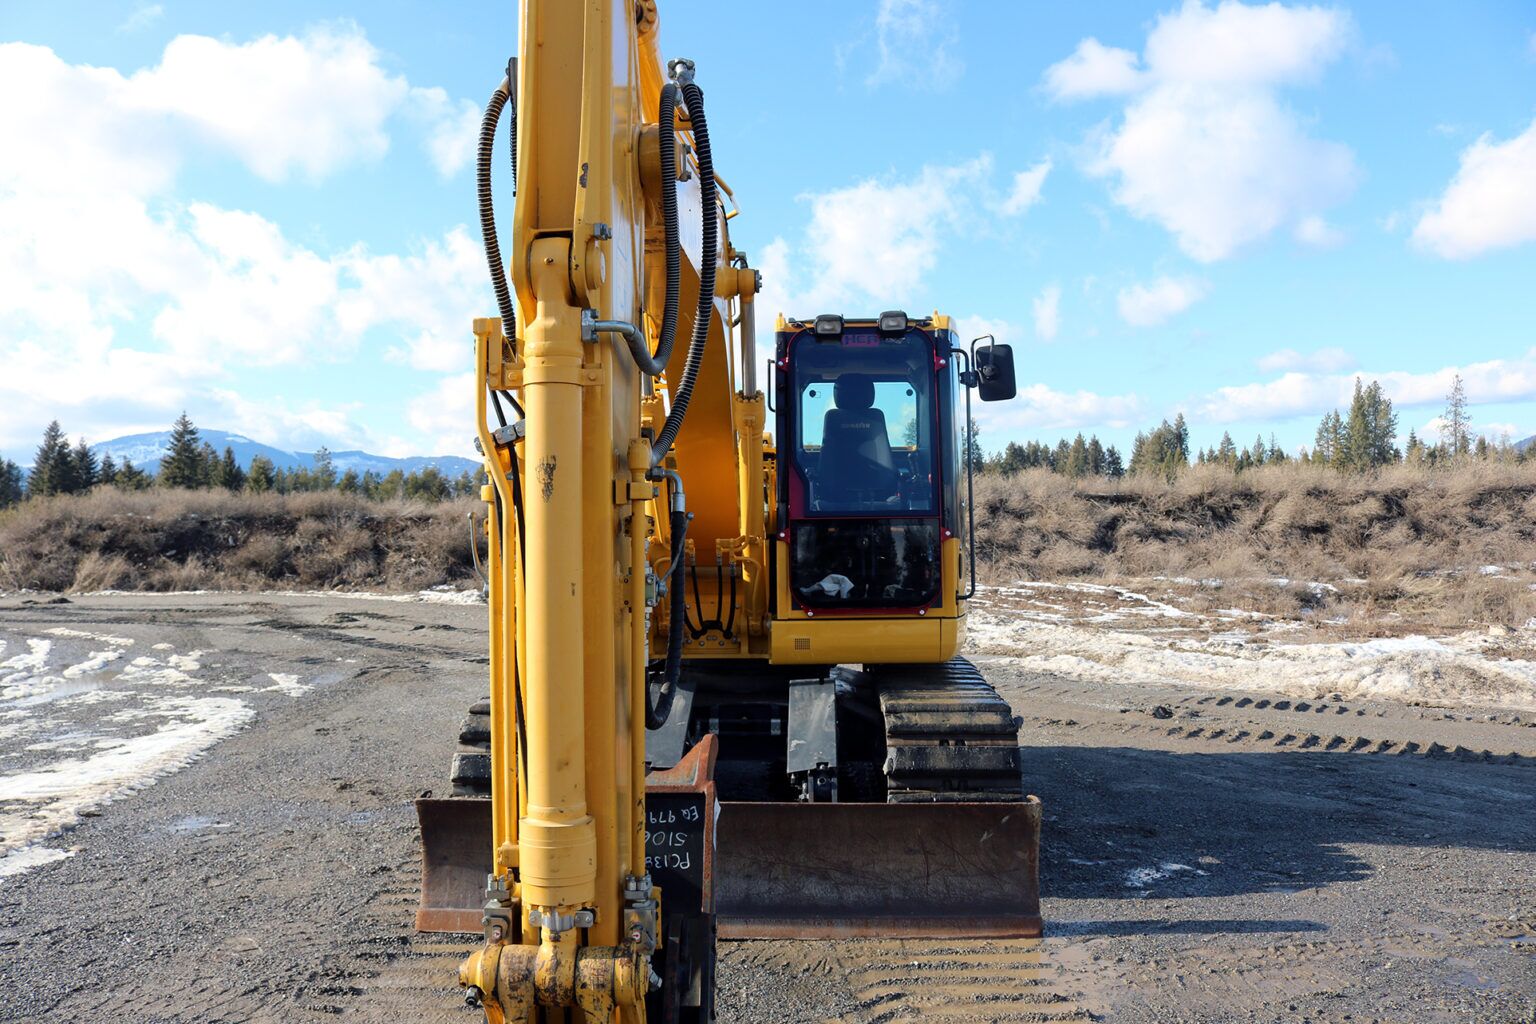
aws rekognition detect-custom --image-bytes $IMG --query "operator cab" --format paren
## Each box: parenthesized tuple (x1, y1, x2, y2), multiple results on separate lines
(774, 312, 1015, 614)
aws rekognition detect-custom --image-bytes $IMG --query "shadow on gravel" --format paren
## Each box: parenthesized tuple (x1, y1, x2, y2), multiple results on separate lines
(1026, 745, 1536, 901)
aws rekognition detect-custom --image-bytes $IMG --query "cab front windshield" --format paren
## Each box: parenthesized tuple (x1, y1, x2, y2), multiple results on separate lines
(793, 330, 937, 515)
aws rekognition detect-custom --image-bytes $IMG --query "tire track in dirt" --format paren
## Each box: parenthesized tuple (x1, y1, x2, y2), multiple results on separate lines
(1003, 674, 1536, 766)
(830, 941, 1095, 1023)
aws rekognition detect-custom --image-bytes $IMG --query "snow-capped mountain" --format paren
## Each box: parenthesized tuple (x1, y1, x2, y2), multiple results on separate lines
(91, 429, 479, 477)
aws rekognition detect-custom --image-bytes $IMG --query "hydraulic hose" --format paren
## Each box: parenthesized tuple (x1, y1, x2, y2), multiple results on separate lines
(650, 69, 718, 468)
(477, 77, 516, 357)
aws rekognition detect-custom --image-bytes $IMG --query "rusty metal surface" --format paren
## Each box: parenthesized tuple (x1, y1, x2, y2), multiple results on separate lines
(415, 797, 492, 934)
(715, 797, 1042, 940)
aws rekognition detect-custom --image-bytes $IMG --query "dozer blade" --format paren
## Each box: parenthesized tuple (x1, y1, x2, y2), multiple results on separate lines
(715, 797, 1042, 939)
(415, 797, 493, 933)
(416, 794, 1042, 939)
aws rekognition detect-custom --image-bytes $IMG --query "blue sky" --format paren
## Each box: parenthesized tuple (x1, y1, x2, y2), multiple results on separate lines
(3, 1, 1534, 463)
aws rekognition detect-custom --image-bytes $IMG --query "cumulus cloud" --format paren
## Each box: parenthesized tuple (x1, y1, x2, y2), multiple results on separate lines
(1032, 284, 1061, 341)
(1413, 117, 1536, 259)
(1000, 159, 1052, 215)
(1045, 1, 1357, 261)
(1197, 349, 1536, 423)
(976, 384, 1146, 434)
(1044, 39, 1145, 99)
(866, 0, 963, 88)
(1116, 276, 1208, 326)
(755, 157, 993, 350)
(0, 33, 484, 454)
(1256, 347, 1356, 373)
(409, 86, 483, 178)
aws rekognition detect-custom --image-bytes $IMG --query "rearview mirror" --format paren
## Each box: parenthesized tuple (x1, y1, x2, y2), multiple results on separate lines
(972, 342, 1016, 402)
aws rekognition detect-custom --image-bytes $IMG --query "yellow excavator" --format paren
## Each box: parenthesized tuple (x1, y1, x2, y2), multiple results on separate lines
(415, 2, 1041, 1019)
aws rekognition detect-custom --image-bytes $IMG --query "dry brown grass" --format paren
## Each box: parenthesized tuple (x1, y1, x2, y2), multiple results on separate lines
(0, 488, 480, 593)
(974, 461, 1536, 630)
(3, 465, 1533, 630)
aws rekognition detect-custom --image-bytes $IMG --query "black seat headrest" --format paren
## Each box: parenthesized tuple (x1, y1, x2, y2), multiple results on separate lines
(833, 374, 875, 410)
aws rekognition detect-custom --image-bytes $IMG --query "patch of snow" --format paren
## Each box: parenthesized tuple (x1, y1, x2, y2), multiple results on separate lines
(263, 673, 311, 697)
(45, 628, 134, 646)
(1125, 862, 1206, 888)
(299, 586, 484, 606)
(0, 633, 274, 880)
(967, 602, 1536, 711)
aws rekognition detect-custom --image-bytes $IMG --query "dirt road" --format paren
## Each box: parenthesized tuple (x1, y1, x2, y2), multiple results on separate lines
(2, 593, 1533, 1022)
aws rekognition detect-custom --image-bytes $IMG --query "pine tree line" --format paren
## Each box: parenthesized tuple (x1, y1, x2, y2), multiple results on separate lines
(0, 413, 483, 510)
(989, 433, 1126, 479)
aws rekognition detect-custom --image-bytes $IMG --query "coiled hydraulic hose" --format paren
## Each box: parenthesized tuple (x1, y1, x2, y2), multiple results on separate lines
(650, 65, 718, 468)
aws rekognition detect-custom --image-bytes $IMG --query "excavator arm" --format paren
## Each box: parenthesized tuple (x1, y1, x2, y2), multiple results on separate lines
(429, 2, 754, 1020)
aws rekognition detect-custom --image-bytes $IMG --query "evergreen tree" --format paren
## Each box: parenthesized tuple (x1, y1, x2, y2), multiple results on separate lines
(1217, 431, 1237, 468)
(338, 468, 362, 494)
(1404, 428, 1424, 465)
(214, 447, 246, 491)
(1474, 435, 1489, 460)
(1052, 438, 1071, 473)
(159, 413, 207, 488)
(72, 438, 98, 489)
(0, 458, 24, 508)
(1103, 445, 1125, 479)
(1128, 420, 1188, 480)
(98, 452, 119, 486)
(1251, 433, 1267, 468)
(115, 459, 151, 490)
(995, 442, 1028, 476)
(1442, 373, 1471, 457)
(246, 455, 277, 493)
(1086, 436, 1105, 476)
(1267, 434, 1286, 465)
(312, 447, 337, 490)
(1363, 381, 1398, 468)
(28, 421, 78, 496)
(1172, 413, 1190, 464)
(1063, 433, 1089, 478)
(1313, 410, 1345, 466)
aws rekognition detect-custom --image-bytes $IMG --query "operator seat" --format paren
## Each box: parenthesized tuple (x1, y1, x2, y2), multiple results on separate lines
(817, 373, 898, 506)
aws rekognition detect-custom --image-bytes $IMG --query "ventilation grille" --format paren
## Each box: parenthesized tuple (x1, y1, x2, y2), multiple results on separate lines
(793, 637, 811, 651)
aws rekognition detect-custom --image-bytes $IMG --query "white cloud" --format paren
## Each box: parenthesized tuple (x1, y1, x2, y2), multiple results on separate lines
(1198, 349, 1536, 423)
(128, 27, 409, 183)
(976, 384, 1145, 434)
(756, 157, 993, 342)
(1046, 2, 1357, 261)
(1294, 215, 1345, 247)
(119, 3, 164, 33)
(953, 315, 1021, 349)
(409, 86, 483, 178)
(867, 0, 962, 89)
(1000, 159, 1052, 216)
(1032, 284, 1061, 341)
(1412, 117, 1536, 259)
(406, 372, 478, 457)
(1116, 276, 1208, 327)
(0, 34, 484, 454)
(339, 227, 487, 371)
(1044, 39, 1144, 99)
(1256, 347, 1356, 373)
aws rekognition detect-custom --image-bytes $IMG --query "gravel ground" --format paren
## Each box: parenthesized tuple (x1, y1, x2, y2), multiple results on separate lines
(2, 592, 1533, 1022)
